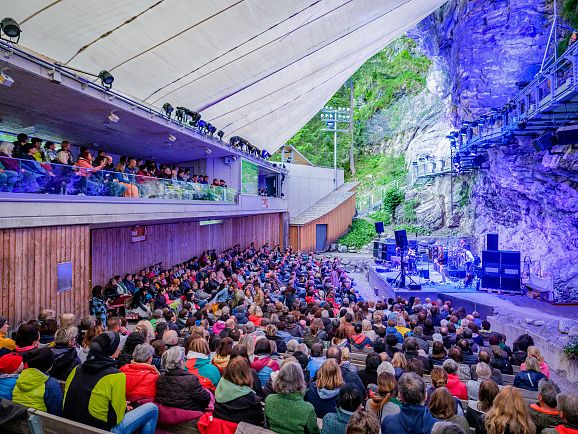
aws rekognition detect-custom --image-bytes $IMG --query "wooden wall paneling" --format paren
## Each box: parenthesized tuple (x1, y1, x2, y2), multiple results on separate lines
(0, 226, 90, 325)
(289, 196, 356, 252)
(90, 213, 282, 287)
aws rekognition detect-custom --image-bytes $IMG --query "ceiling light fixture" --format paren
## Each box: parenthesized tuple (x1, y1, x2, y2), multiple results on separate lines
(168, 134, 176, 142)
(0, 18, 21, 42)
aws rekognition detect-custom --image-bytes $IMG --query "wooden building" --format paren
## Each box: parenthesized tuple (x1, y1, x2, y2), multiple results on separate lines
(289, 182, 357, 252)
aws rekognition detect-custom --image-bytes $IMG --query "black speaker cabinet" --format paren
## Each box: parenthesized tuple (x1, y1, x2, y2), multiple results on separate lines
(487, 233, 499, 251)
(375, 221, 385, 234)
(394, 230, 408, 248)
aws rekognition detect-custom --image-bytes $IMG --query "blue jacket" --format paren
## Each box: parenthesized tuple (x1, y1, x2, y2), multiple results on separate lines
(305, 384, 340, 418)
(382, 404, 438, 434)
(513, 370, 546, 391)
(307, 356, 325, 380)
(321, 407, 353, 434)
(0, 374, 18, 400)
(386, 326, 403, 344)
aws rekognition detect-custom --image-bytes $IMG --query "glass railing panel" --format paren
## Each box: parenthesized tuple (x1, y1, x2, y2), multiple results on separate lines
(0, 156, 237, 203)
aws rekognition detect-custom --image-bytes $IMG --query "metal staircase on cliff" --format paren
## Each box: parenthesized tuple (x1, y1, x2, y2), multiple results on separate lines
(453, 8, 578, 156)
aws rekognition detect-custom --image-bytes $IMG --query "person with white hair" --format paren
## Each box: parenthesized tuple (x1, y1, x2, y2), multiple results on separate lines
(119, 343, 159, 402)
(466, 362, 493, 400)
(264, 362, 320, 434)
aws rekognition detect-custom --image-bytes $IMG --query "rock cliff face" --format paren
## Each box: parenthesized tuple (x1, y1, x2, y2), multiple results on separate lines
(402, 0, 578, 301)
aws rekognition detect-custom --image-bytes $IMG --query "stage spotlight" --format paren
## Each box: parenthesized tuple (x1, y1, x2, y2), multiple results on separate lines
(98, 70, 114, 89)
(471, 121, 478, 128)
(518, 121, 527, 130)
(206, 123, 217, 136)
(162, 103, 174, 118)
(108, 111, 119, 123)
(1, 18, 21, 41)
(175, 107, 186, 123)
(217, 130, 224, 141)
(197, 120, 207, 132)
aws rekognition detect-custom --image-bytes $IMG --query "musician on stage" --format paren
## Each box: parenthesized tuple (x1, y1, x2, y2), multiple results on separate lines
(437, 246, 447, 283)
(462, 242, 475, 286)
(407, 246, 417, 274)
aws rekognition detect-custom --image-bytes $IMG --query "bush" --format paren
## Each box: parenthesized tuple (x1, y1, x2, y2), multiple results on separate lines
(338, 219, 376, 249)
(403, 199, 418, 223)
(393, 224, 429, 236)
(369, 209, 392, 226)
(383, 187, 404, 220)
(564, 337, 578, 360)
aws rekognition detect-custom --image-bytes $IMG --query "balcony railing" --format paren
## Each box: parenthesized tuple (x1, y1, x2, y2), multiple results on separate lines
(0, 156, 237, 202)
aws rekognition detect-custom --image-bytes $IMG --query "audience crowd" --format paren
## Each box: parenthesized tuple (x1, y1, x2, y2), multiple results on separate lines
(0, 133, 229, 198)
(0, 242, 576, 434)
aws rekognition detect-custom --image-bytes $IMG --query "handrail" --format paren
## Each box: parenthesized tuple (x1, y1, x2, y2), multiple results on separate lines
(460, 41, 578, 152)
(0, 155, 238, 202)
(356, 176, 404, 215)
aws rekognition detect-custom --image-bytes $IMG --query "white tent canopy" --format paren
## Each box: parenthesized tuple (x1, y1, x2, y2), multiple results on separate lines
(1, 0, 445, 153)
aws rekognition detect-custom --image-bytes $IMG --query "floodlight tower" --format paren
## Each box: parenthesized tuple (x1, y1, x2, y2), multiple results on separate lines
(320, 106, 351, 189)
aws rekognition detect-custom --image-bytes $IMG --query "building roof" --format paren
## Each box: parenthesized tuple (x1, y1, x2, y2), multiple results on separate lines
(4, 1, 445, 153)
(290, 182, 358, 225)
(278, 145, 315, 166)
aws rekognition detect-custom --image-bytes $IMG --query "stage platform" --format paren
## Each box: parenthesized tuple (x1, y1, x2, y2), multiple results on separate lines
(367, 264, 578, 320)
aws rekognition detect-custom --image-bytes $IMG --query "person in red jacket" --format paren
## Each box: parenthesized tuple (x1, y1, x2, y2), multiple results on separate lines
(442, 359, 467, 400)
(542, 393, 578, 434)
(119, 343, 159, 402)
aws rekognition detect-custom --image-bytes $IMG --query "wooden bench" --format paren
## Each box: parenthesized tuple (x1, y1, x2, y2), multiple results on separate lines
(502, 374, 515, 385)
(236, 422, 276, 434)
(1, 406, 110, 434)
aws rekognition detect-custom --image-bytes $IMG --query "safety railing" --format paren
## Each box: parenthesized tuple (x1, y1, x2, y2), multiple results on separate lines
(0, 156, 237, 202)
(460, 40, 578, 152)
(356, 177, 403, 215)
(406, 157, 453, 186)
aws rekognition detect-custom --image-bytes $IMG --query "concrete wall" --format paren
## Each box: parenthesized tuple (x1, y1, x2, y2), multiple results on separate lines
(489, 316, 578, 384)
(284, 164, 344, 216)
(0, 193, 287, 228)
(205, 156, 239, 189)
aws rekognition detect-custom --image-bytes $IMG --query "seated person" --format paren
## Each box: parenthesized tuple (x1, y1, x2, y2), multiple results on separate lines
(381, 372, 437, 434)
(514, 357, 546, 392)
(12, 347, 63, 415)
(0, 350, 23, 400)
(321, 386, 364, 434)
(119, 343, 159, 402)
(63, 332, 159, 434)
(156, 346, 211, 411)
(541, 393, 578, 434)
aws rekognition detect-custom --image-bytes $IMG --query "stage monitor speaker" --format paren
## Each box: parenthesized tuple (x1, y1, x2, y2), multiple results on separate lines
(487, 234, 499, 251)
(408, 284, 422, 290)
(482, 275, 501, 289)
(394, 230, 408, 248)
(375, 222, 384, 234)
(501, 276, 521, 292)
(500, 250, 521, 265)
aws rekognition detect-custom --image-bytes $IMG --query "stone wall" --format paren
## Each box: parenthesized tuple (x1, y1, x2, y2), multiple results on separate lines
(397, 0, 578, 300)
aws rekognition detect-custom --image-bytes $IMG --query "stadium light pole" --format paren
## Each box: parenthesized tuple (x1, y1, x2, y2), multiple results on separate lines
(320, 106, 351, 189)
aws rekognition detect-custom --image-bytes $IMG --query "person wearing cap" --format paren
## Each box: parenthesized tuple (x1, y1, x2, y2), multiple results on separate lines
(12, 347, 63, 415)
(63, 331, 158, 434)
(0, 349, 23, 399)
(0, 316, 16, 351)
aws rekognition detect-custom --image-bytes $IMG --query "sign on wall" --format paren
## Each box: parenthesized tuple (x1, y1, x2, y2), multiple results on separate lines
(131, 226, 147, 243)
(241, 160, 259, 195)
(57, 262, 73, 292)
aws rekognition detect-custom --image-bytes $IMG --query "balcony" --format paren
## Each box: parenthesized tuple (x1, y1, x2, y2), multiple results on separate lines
(0, 156, 287, 228)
